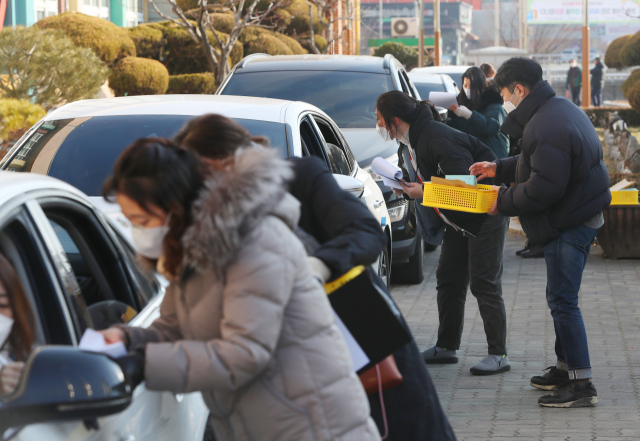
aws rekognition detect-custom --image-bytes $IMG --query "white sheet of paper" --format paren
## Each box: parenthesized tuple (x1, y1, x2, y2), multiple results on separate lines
(79, 328, 128, 358)
(429, 91, 458, 109)
(332, 311, 369, 372)
(371, 157, 406, 190)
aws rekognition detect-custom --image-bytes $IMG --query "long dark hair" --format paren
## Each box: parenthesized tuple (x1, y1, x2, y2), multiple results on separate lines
(174, 114, 268, 160)
(376, 91, 441, 132)
(103, 138, 206, 276)
(458, 66, 487, 111)
(0, 254, 34, 361)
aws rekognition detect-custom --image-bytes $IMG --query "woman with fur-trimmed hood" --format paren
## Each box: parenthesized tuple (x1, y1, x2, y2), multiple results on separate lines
(99, 138, 381, 441)
(447, 66, 510, 159)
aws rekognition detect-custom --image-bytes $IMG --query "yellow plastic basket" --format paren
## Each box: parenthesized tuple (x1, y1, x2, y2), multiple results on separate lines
(610, 189, 639, 206)
(422, 182, 498, 213)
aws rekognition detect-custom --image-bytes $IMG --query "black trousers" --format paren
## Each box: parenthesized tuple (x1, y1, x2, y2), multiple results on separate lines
(571, 86, 582, 106)
(591, 87, 602, 107)
(435, 214, 509, 355)
(369, 296, 457, 441)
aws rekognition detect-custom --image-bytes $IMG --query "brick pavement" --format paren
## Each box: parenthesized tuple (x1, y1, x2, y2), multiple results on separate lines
(391, 230, 640, 441)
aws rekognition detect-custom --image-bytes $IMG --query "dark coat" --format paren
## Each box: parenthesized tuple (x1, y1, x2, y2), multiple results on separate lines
(591, 63, 604, 89)
(399, 103, 497, 236)
(289, 156, 457, 441)
(447, 87, 510, 159)
(288, 156, 386, 281)
(495, 81, 611, 246)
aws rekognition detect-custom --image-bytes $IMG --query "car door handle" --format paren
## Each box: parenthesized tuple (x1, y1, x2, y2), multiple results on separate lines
(374, 200, 384, 208)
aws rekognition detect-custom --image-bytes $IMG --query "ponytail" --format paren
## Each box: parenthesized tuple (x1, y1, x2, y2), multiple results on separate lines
(376, 91, 441, 131)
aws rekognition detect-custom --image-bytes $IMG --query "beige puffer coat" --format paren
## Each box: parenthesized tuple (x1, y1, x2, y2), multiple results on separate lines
(123, 148, 381, 441)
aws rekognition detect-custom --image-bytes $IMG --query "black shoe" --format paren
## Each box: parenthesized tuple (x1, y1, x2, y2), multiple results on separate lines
(515, 241, 530, 256)
(521, 245, 544, 258)
(531, 366, 569, 390)
(538, 381, 598, 408)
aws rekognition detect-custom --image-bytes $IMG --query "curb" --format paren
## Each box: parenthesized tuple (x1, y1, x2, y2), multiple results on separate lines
(508, 217, 526, 237)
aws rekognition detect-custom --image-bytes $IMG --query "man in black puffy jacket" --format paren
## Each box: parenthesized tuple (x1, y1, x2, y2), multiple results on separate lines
(470, 58, 611, 409)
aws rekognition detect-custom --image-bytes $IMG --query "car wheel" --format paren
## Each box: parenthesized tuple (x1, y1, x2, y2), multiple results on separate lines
(377, 245, 390, 287)
(392, 237, 424, 285)
(424, 241, 438, 252)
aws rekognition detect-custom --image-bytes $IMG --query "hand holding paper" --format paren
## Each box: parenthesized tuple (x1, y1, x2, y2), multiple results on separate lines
(371, 157, 408, 190)
(429, 92, 458, 109)
(79, 328, 127, 358)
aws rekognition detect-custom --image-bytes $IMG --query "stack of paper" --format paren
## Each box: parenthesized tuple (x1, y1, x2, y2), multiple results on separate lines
(371, 157, 409, 190)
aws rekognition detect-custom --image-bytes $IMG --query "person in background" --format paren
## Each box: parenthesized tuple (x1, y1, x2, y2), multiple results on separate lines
(480, 62, 496, 84)
(376, 91, 510, 376)
(99, 138, 381, 441)
(566, 59, 582, 106)
(471, 57, 610, 408)
(173, 114, 458, 441)
(591, 57, 604, 107)
(447, 66, 509, 159)
(0, 254, 35, 395)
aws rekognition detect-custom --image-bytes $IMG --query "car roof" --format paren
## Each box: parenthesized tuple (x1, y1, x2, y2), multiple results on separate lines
(411, 66, 470, 75)
(0, 171, 86, 207)
(43, 95, 303, 124)
(234, 55, 389, 74)
(407, 72, 444, 84)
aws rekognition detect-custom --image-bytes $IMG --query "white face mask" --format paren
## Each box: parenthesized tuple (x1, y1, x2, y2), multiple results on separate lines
(503, 88, 523, 114)
(376, 123, 393, 142)
(0, 314, 14, 350)
(464, 88, 471, 99)
(131, 214, 171, 259)
(570, 62, 577, 68)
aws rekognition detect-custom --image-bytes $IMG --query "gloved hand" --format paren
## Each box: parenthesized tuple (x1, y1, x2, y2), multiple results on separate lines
(307, 256, 331, 284)
(453, 105, 472, 119)
(114, 348, 145, 391)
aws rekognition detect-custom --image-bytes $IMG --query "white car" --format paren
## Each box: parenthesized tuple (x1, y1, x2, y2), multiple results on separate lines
(1, 95, 391, 284)
(0, 172, 208, 440)
(410, 65, 470, 92)
(407, 72, 459, 99)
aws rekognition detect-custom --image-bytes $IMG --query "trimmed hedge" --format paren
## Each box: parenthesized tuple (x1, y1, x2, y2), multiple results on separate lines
(167, 73, 217, 94)
(272, 32, 307, 55)
(622, 69, 640, 98)
(283, 0, 325, 36)
(210, 12, 235, 34)
(128, 24, 164, 59)
(0, 99, 46, 141)
(37, 12, 135, 66)
(628, 84, 640, 113)
(245, 34, 293, 56)
(299, 34, 328, 53)
(619, 31, 640, 68)
(584, 107, 640, 127)
(604, 35, 631, 69)
(374, 41, 417, 68)
(109, 57, 169, 96)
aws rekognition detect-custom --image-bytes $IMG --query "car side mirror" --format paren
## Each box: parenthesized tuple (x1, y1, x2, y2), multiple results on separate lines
(0, 346, 132, 431)
(333, 174, 365, 198)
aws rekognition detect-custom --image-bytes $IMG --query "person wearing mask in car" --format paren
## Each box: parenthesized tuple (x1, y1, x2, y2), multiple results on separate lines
(99, 138, 382, 441)
(172, 114, 458, 441)
(0, 254, 35, 396)
(376, 91, 510, 376)
(480, 63, 496, 84)
(566, 59, 582, 106)
(446, 66, 509, 159)
(470, 57, 609, 407)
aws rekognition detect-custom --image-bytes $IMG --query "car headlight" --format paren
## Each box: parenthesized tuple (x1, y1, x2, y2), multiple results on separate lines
(364, 153, 400, 182)
(387, 200, 408, 223)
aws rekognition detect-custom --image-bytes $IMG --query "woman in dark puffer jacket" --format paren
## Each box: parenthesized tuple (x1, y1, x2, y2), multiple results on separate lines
(447, 66, 509, 159)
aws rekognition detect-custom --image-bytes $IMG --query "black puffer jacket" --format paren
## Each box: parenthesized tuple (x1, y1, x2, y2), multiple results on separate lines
(288, 156, 386, 280)
(495, 81, 611, 245)
(399, 103, 497, 235)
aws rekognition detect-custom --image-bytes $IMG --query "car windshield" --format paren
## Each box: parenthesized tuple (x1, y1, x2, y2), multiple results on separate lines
(221, 71, 394, 129)
(3, 115, 288, 196)
(412, 82, 446, 99)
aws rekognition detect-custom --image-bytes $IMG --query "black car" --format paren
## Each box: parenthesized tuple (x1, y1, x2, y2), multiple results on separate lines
(217, 54, 441, 284)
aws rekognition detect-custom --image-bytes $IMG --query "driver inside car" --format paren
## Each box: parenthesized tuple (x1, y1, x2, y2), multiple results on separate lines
(0, 254, 35, 395)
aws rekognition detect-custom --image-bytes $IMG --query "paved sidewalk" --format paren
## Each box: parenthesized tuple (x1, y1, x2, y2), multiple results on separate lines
(391, 231, 640, 441)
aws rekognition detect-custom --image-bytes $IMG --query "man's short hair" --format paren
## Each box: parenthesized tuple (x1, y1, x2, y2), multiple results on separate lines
(494, 57, 543, 91)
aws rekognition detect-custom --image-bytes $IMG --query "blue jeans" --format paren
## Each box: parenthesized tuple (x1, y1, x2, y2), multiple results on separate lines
(544, 224, 598, 380)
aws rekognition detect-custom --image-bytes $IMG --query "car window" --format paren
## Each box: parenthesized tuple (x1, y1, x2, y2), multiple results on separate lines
(312, 116, 354, 175)
(300, 117, 332, 168)
(4, 116, 289, 196)
(400, 70, 418, 99)
(413, 82, 446, 99)
(0, 211, 71, 345)
(221, 71, 395, 128)
(39, 201, 149, 333)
